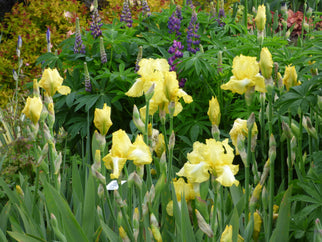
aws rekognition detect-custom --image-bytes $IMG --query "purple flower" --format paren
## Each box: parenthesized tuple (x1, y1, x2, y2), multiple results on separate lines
(210, 7, 226, 27)
(141, 0, 151, 17)
(74, 18, 86, 54)
(120, 0, 133, 28)
(179, 78, 186, 88)
(90, 7, 103, 38)
(168, 40, 184, 71)
(186, 10, 200, 54)
(168, 6, 183, 36)
(46, 28, 51, 53)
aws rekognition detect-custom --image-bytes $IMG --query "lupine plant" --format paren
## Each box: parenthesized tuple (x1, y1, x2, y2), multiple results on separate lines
(0, 1, 321, 242)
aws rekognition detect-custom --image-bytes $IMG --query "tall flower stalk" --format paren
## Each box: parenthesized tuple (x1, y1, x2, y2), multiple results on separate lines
(186, 9, 200, 54)
(168, 6, 183, 36)
(120, 0, 133, 28)
(74, 17, 86, 54)
(90, 0, 103, 38)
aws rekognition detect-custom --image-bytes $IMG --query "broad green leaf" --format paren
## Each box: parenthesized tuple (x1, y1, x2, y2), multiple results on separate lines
(181, 198, 196, 242)
(7, 231, 46, 242)
(43, 182, 89, 242)
(0, 202, 11, 233)
(190, 124, 200, 142)
(230, 207, 240, 242)
(82, 174, 96, 240)
(99, 220, 120, 242)
(0, 228, 7, 242)
(270, 185, 293, 242)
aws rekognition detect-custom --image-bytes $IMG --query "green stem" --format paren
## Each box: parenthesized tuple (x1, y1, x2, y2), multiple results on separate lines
(287, 137, 292, 186)
(267, 92, 274, 237)
(298, 111, 304, 175)
(168, 116, 174, 181)
(260, 94, 267, 161)
(245, 123, 252, 226)
(144, 98, 152, 189)
(109, 48, 113, 70)
(244, 0, 248, 28)
(299, 0, 307, 47)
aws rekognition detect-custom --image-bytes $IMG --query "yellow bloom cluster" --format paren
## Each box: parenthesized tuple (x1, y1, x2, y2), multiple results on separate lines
(103, 130, 152, 179)
(177, 139, 239, 187)
(126, 58, 193, 116)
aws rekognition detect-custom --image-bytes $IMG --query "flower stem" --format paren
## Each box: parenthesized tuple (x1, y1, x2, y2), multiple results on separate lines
(144, 98, 152, 189)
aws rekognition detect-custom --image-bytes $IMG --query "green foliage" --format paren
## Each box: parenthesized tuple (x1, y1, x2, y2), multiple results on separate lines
(0, 0, 88, 106)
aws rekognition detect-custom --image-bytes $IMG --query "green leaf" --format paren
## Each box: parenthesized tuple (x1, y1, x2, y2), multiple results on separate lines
(230, 207, 240, 242)
(270, 185, 293, 242)
(43, 182, 89, 242)
(66, 91, 76, 108)
(0, 228, 7, 242)
(7, 231, 46, 242)
(181, 198, 196, 242)
(190, 124, 200, 142)
(99, 220, 120, 242)
(82, 174, 96, 240)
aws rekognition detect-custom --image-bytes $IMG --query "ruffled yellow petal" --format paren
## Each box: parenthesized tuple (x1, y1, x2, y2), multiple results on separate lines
(216, 165, 239, 187)
(176, 161, 210, 184)
(177, 89, 193, 103)
(102, 155, 127, 179)
(221, 77, 253, 94)
(253, 74, 266, 93)
(110, 129, 132, 158)
(232, 55, 259, 80)
(229, 118, 258, 154)
(173, 177, 196, 201)
(127, 134, 152, 165)
(57, 85, 71, 95)
(125, 78, 145, 97)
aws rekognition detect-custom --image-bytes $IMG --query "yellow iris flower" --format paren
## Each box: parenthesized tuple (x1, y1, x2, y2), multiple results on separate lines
(103, 129, 131, 179)
(177, 138, 239, 187)
(229, 118, 258, 154)
(221, 55, 266, 94)
(22, 96, 43, 124)
(94, 103, 112, 136)
(39, 68, 71, 97)
(126, 58, 192, 116)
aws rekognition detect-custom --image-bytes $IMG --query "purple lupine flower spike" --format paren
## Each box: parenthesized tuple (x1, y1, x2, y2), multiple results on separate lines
(74, 17, 86, 54)
(168, 6, 183, 36)
(84, 62, 92, 92)
(168, 40, 184, 71)
(120, 0, 133, 27)
(187, 9, 200, 54)
(46, 28, 51, 53)
(100, 37, 107, 64)
(90, 0, 103, 38)
(141, 0, 151, 17)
